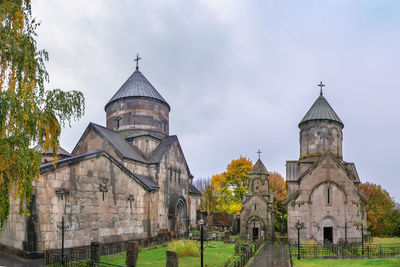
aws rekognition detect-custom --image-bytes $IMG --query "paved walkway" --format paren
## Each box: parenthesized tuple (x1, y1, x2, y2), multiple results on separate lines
(249, 241, 290, 267)
(0, 252, 45, 267)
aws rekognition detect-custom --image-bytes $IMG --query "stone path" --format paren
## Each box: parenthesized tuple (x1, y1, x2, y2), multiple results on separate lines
(0, 252, 45, 267)
(248, 241, 290, 267)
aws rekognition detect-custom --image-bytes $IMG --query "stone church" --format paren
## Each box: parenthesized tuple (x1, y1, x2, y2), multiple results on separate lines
(240, 158, 274, 241)
(0, 62, 201, 253)
(285, 85, 367, 244)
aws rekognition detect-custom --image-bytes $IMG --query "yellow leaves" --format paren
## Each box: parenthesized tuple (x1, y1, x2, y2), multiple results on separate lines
(211, 173, 225, 191)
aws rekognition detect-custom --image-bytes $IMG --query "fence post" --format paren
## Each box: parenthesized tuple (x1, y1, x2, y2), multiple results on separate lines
(90, 241, 101, 263)
(166, 250, 178, 267)
(126, 241, 139, 267)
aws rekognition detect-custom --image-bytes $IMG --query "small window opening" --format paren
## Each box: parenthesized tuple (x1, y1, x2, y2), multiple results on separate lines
(255, 204, 257, 211)
(178, 171, 181, 184)
(116, 118, 120, 129)
(170, 169, 172, 182)
(327, 187, 331, 204)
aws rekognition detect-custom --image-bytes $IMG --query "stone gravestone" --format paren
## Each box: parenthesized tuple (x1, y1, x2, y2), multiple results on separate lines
(224, 230, 230, 243)
(166, 250, 178, 267)
(90, 241, 101, 262)
(126, 241, 139, 267)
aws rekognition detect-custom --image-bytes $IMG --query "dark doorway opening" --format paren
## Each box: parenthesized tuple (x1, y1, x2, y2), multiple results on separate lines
(253, 227, 259, 240)
(323, 227, 333, 243)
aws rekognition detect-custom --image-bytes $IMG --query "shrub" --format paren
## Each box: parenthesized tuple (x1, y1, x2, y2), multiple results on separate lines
(168, 240, 200, 258)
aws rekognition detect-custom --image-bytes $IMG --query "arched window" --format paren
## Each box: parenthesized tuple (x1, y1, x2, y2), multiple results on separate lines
(308, 127, 316, 151)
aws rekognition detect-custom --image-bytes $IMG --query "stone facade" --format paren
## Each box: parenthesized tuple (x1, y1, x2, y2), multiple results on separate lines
(0, 67, 201, 253)
(240, 159, 274, 241)
(286, 91, 367, 244)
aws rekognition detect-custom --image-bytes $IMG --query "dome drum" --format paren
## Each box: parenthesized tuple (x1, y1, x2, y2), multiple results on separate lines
(106, 97, 169, 136)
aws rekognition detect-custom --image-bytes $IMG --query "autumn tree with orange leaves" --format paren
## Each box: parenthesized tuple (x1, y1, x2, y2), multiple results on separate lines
(269, 172, 287, 233)
(359, 182, 400, 236)
(0, 0, 84, 228)
(211, 157, 253, 214)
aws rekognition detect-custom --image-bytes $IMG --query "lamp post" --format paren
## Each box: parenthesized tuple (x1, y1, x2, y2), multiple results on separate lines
(199, 219, 205, 267)
(57, 216, 69, 264)
(293, 220, 305, 260)
(356, 222, 364, 255)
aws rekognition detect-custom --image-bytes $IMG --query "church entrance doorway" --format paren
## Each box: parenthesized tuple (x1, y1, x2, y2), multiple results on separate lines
(253, 227, 259, 240)
(323, 227, 333, 243)
(247, 216, 264, 241)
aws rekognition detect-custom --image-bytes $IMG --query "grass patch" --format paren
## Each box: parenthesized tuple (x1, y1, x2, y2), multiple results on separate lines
(293, 257, 400, 267)
(100, 240, 235, 267)
(168, 240, 200, 258)
(372, 237, 400, 244)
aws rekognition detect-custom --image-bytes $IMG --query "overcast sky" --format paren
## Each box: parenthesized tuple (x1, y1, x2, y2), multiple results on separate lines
(32, 0, 399, 202)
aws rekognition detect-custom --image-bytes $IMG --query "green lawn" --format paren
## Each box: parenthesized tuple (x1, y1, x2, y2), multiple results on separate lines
(101, 241, 236, 267)
(372, 237, 400, 244)
(293, 258, 400, 267)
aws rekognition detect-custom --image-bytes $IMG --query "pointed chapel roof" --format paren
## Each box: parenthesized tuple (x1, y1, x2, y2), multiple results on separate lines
(299, 93, 343, 127)
(105, 69, 169, 110)
(250, 159, 269, 175)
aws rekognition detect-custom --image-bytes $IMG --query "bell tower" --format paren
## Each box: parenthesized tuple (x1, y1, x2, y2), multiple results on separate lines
(249, 154, 269, 197)
(298, 82, 344, 160)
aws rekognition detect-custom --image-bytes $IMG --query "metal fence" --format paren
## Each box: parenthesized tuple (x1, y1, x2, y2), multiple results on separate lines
(45, 235, 171, 266)
(289, 243, 400, 260)
(228, 239, 264, 267)
(45, 251, 123, 266)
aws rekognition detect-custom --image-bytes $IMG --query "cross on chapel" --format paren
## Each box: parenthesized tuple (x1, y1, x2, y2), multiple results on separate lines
(318, 81, 325, 96)
(134, 53, 142, 70)
(257, 149, 262, 159)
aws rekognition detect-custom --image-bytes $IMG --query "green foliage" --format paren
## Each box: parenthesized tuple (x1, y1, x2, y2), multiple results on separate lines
(0, 0, 85, 228)
(168, 240, 200, 258)
(293, 257, 400, 267)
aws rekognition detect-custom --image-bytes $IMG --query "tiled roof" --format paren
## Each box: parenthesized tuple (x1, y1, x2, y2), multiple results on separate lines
(33, 144, 71, 156)
(134, 174, 159, 191)
(105, 70, 169, 109)
(149, 136, 177, 163)
(299, 94, 343, 127)
(90, 123, 147, 162)
(189, 184, 201, 195)
(250, 159, 268, 175)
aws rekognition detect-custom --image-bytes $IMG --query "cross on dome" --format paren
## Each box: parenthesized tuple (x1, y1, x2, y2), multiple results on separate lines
(257, 149, 262, 159)
(318, 81, 325, 96)
(134, 53, 142, 70)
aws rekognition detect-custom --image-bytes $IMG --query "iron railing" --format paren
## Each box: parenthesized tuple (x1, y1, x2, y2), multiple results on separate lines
(45, 235, 171, 266)
(288, 243, 400, 260)
(229, 239, 264, 267)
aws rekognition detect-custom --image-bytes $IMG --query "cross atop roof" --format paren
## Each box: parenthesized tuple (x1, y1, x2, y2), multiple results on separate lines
(318, 81, 325, 96)
(134, 53, 142, 70)
(257, 149, 262, 159)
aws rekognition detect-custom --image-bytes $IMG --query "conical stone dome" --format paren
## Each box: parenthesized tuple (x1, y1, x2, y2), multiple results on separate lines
(299, 94, 343, 128)
(105, 70, 169, 110)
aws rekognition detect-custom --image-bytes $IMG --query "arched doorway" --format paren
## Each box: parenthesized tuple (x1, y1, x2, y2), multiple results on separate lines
(168, 195, 188, 237)
(246, 216, 265, 241)
(320, 216, 336, 244)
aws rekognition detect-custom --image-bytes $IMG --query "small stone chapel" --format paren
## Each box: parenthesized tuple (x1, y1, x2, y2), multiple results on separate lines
(285, 83, 367, 244)
(240, 158, 275, 241)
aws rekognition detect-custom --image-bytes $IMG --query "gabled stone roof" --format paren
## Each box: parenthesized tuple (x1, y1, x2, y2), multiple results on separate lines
(90, 123, 147, 162)
(189, 184, 201, 195)
(299, 94, 343, 127)
(39, 150, 159, 192)
(250, 159, 269, 175)
(33, 143, 71, 156)
(105, 70, 169, 110)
